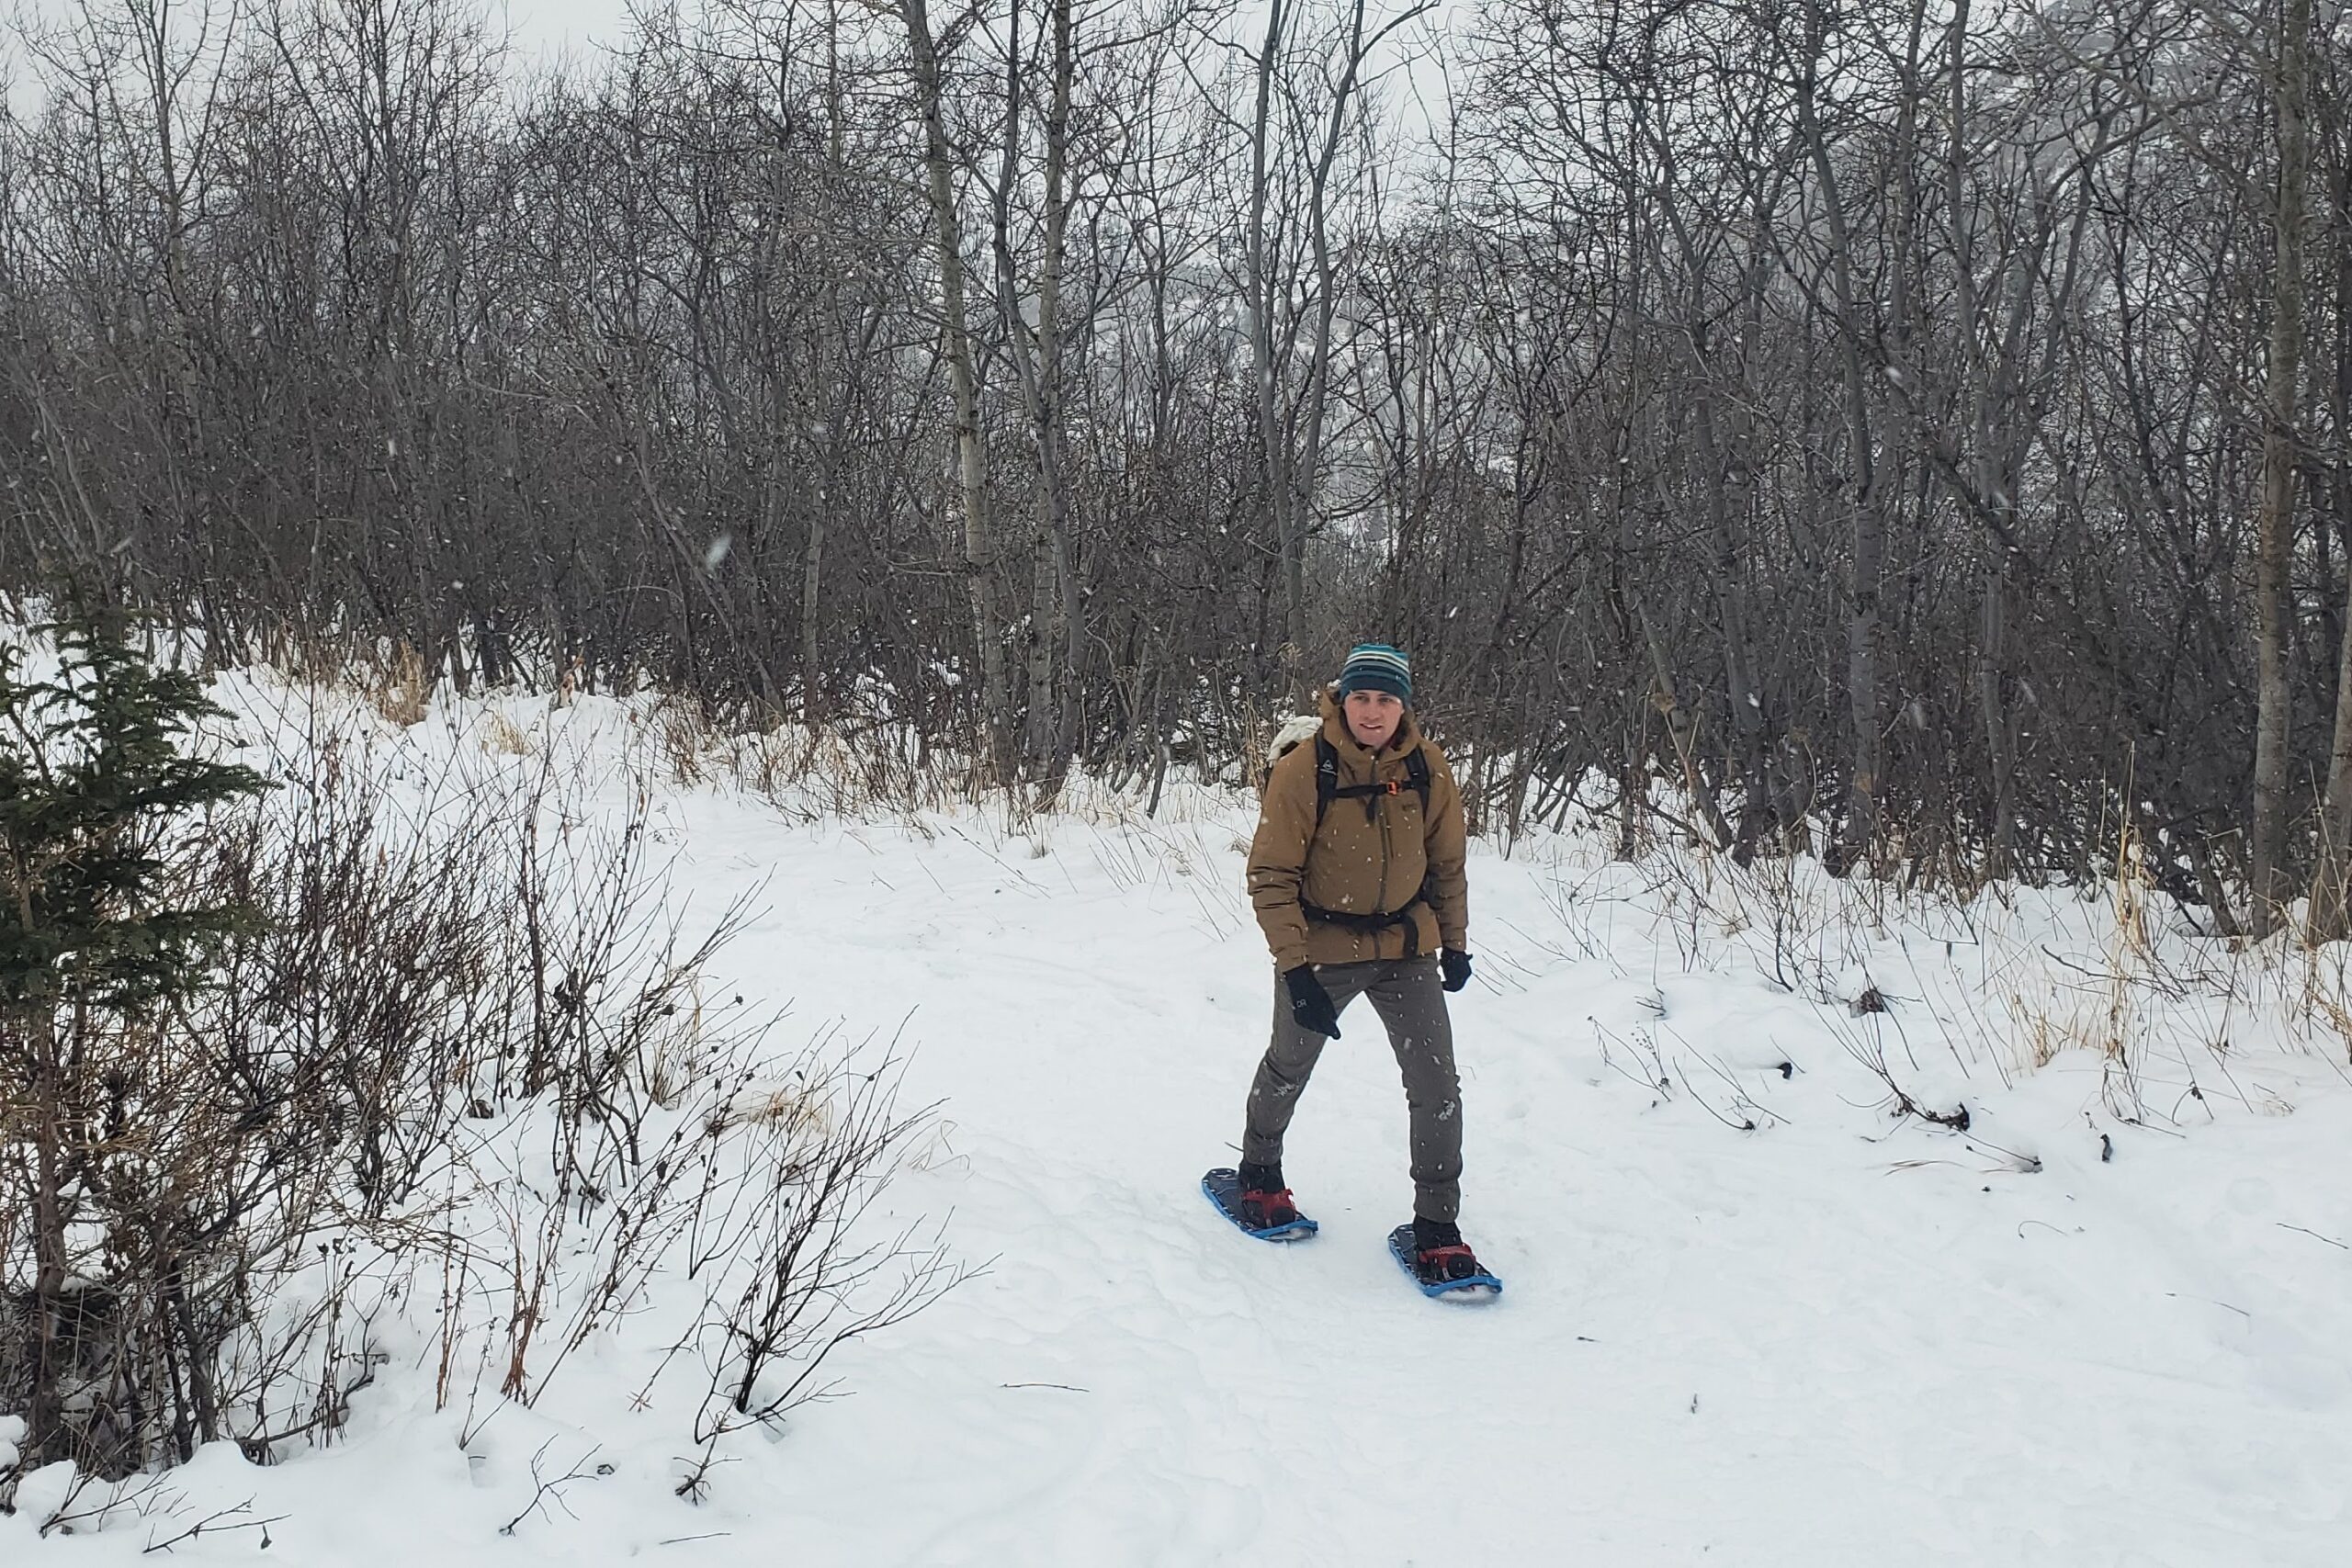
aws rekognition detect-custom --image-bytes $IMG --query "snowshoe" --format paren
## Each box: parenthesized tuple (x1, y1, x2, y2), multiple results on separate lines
(1387, 1224, 1502, 1298)
(1202, 1168, 1318, 1242)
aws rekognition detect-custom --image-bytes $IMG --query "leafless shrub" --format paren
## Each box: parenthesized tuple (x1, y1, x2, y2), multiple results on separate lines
(669, 1043, 974, 1501)
(3, 685, 958, 1521)
(1832, 1009, 1974, 1135)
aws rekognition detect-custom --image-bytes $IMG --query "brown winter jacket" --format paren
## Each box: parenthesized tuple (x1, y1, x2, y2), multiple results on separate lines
(1247, 689, 1470, 971)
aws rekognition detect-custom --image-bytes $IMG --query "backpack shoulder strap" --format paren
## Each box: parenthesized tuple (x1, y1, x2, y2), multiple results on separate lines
(1314, 736, 1431, 829)
(1405, 743, 1431, 811)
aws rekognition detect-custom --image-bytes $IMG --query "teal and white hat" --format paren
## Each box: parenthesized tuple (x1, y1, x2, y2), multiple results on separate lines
(1336, 643, 1411, 703)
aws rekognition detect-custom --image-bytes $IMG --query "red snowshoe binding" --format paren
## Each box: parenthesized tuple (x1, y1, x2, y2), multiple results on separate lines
(1408, 1218, 1488, 1286)
(1235, 1164, 1299, 1230)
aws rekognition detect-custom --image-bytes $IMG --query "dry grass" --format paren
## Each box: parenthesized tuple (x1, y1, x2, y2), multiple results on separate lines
(653, 694, 710, 784)
(1544, 788, 2352, 1133)
(718, 1080, 831, 1141)
(481, 709, 533, 757)
(368, 641, 432, 727)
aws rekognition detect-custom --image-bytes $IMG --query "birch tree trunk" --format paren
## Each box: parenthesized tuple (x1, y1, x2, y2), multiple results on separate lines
(1245, 0, 1303, 684)
(993, 0, 1085, 779)
(903, 0, 1013, 780)
(1795, 3, 1886, 874)
(2251, 0, 2311, 938)
(2307, 47, 2352, 937)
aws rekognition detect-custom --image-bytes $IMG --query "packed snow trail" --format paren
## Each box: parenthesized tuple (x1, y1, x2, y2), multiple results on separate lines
(6, 685, 2346, 1565)
(656, 785, 2349, 1566)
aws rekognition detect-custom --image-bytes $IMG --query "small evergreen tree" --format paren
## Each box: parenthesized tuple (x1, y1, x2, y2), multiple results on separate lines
(1, 620, 270, 1479)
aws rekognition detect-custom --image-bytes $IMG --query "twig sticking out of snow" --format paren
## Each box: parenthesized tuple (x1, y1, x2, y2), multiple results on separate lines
(497, 1440, 607, 1537)
(142, 1497, 288, 1555)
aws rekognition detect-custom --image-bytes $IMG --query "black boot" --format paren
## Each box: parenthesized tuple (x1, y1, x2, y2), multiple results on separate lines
(1238, 1161, 1283, 1194)
(1409, 1215, 1484, 1283)
(1236, 1162, 1296, 1229)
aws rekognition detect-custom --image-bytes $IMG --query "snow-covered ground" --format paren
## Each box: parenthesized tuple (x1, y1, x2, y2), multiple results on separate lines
(7, 676, 2349, 1565)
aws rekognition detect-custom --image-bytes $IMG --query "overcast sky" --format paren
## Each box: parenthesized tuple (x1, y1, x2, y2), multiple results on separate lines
(6, 0, 639, 111)
(490, 0, 636, 62)
(6, 2, 1461, 155)
(12, 0, 634, 49)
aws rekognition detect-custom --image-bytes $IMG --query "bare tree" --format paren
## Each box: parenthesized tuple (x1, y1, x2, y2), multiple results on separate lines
(0, 0, 2347, 920)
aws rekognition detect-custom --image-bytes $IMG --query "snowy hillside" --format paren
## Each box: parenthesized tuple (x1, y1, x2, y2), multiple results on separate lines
(6, 675, 2348, 1566)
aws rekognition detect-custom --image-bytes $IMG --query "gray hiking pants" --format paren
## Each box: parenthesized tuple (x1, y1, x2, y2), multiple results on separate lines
(1241, 956, 1464, 1223)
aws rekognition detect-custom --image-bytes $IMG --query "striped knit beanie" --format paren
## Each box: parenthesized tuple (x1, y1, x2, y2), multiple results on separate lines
(1335, 643, 1412, 703)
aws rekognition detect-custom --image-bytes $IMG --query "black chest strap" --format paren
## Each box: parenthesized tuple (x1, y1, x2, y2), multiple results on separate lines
(1313, 735, 1431, 829)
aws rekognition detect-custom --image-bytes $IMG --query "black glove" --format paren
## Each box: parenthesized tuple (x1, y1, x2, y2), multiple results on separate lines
(1440, 948, 1473, 993)
(1283, 964, 1342, 1039)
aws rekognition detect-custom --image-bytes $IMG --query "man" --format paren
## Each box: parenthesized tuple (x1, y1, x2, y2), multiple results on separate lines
(1233, 643, 1487, 1285)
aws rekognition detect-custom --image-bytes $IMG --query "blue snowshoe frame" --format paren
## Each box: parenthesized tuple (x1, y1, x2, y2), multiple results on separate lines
(1386, 1224, 1503, 1298)
(1201, 1168, 1319, 1242)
